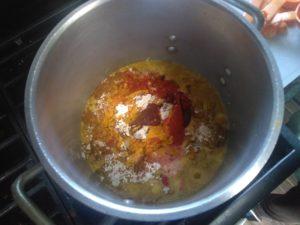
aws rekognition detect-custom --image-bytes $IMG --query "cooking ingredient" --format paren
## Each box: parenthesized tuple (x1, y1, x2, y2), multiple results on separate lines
(80, 60, 229, 203)
(283, 0, 300, 9)
(246, 0, 300, 38)
(262, 0, 287, 21)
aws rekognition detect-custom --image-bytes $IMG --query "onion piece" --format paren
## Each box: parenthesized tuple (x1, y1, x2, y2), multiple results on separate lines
(271, 4, 300, 24)
(261, 0, 272, 8)
(262, 0, 287, 21)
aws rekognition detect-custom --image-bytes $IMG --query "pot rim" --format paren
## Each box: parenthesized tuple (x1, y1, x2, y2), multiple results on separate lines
(25, 0, 284, 221)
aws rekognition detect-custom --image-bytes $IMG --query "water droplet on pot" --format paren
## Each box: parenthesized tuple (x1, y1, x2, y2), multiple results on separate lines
(220, 77, 226, 85)
(168, 35, 177, 41)
(225, 68, 231, 76)
(167, 46, 177, 53)
(124, 199, 133, 204)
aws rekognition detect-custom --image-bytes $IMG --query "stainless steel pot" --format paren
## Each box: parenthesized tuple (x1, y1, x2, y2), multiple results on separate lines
(21, 0, 283, 222)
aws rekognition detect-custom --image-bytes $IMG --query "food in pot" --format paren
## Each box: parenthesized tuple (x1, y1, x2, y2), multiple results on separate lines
(80, 60, 229, 203)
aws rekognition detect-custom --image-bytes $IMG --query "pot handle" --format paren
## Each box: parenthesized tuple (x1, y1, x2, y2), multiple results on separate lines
(11, 164, 119, 225)
(224, 0, 265, 30)
(209, 125, 300, 225)
(11, 164, 57, 225)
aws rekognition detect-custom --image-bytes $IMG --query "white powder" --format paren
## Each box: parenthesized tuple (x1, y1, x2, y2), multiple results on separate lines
(133, 126, 149, 140)
(115, 119, 130, 136)
(184, 144, 192, 153)
(104, 154, 161, 187)
(134, 94, 155, 110)
(116, 104, 128, 117)
(185, 143, 201, 153)
(163, 186, 170, 194)
(120, 141, 128, 151)
(96, 93, 107, 110)
(160, 102, 173, 120)
(94, 140, 106, 148)
(196, 124, 212, 143)
(86, 125, 94, 142)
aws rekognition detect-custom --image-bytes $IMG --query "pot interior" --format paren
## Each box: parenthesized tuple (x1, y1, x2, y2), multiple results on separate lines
(26, 0, 281, 220)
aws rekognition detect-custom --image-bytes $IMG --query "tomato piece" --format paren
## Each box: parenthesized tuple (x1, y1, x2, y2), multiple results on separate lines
(161, 175, 169, 186)
(152, 79, 179, 99)
(164, 103, 184, 145)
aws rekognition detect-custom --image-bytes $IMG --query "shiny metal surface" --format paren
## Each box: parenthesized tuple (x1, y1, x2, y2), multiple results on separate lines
(25, 0, 284, 221)
(225, 0, 264, 30)
(11, 164, 56, 225)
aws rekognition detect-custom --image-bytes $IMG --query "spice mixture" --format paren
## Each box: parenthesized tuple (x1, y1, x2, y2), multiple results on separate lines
(80, 60, 229, 203)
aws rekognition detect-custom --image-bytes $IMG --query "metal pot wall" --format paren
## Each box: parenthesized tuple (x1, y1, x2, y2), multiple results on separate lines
(22, 0, 283, 222)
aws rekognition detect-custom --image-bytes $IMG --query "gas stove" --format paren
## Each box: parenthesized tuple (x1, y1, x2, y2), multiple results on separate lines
(1, 1, 300, 225)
